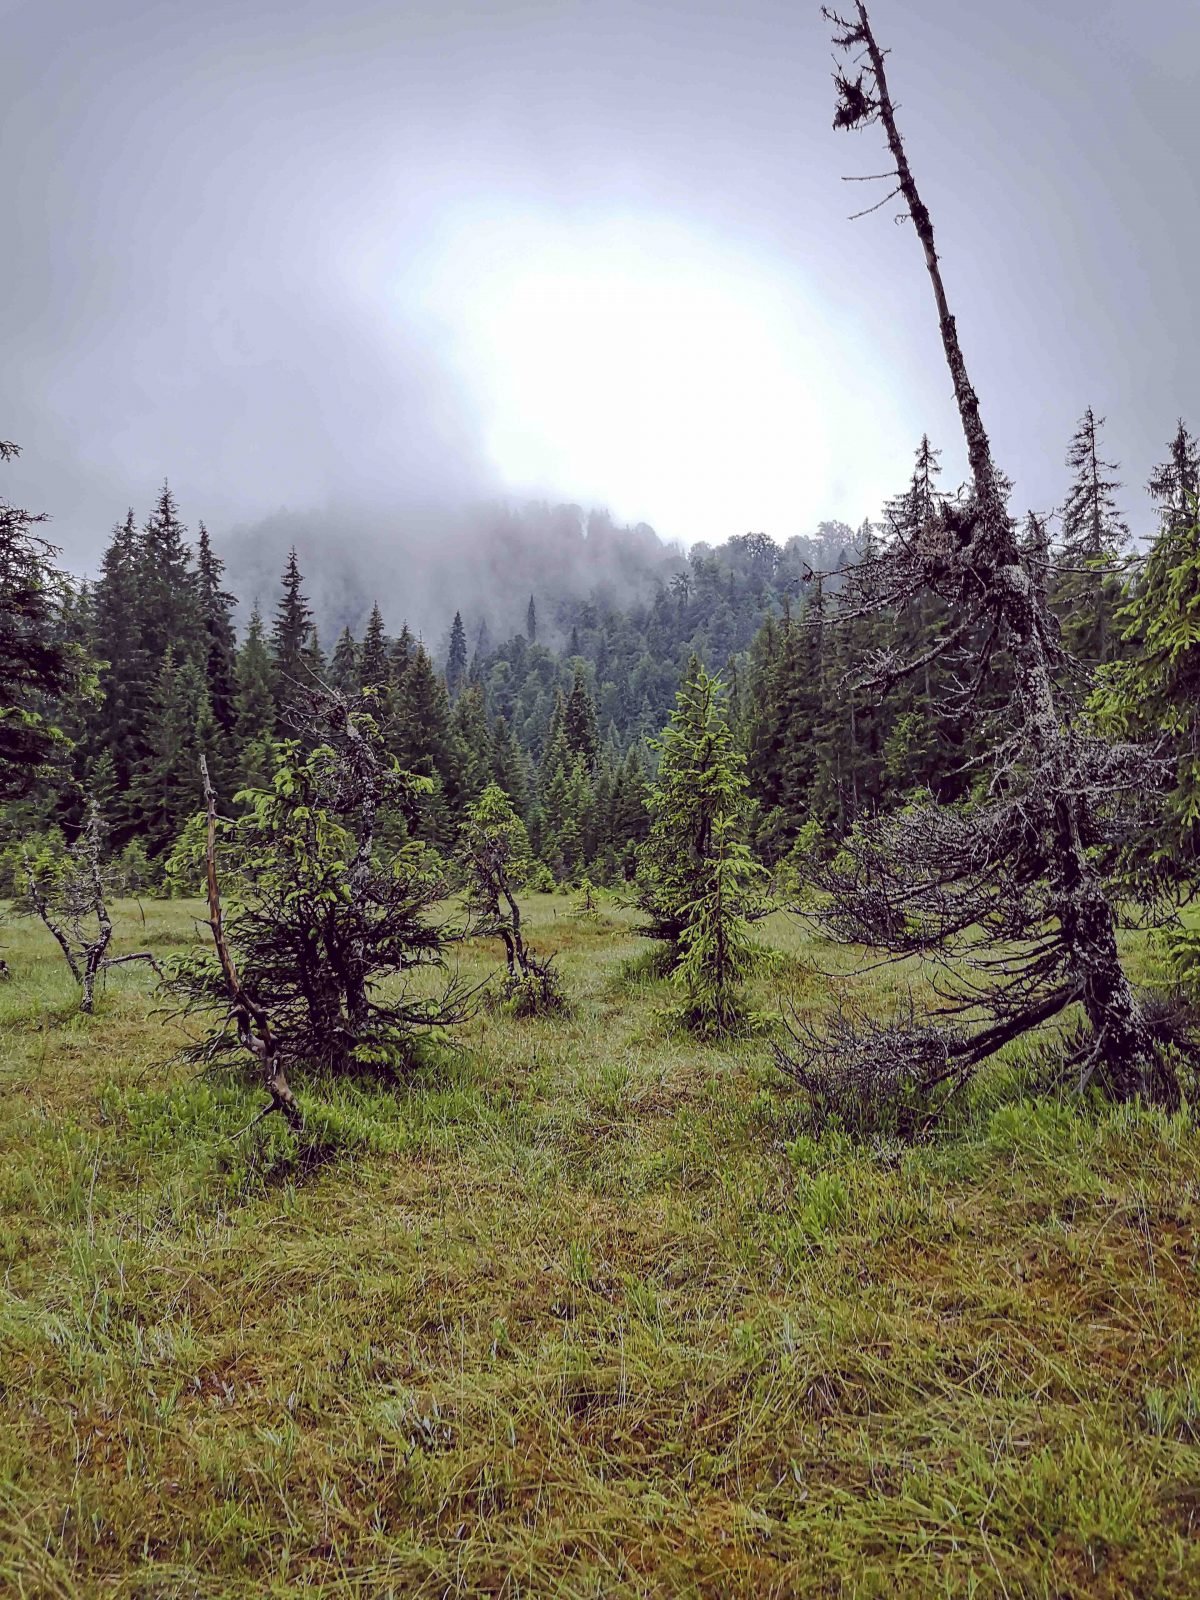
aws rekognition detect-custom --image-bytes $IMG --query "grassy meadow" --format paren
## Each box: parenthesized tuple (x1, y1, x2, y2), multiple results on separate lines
(2, 894, 1200, 1597)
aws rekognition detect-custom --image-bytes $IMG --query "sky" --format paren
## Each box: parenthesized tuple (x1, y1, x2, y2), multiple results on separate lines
(3, 0, 1198, 568)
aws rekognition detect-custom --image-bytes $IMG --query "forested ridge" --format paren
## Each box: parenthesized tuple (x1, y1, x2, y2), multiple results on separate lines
(5, 409, 1198, 894)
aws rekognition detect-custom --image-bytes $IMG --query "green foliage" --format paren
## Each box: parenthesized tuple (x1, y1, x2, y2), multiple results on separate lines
(460, 782, 564, 1016)
(672, 812, 766, 1036)
(164, 698, 465, 1081)
(162, 813, 209, 898)
(1090, 496, 1200, 866)
(634, 658, 759, 964)
(0, 444, 90, 800)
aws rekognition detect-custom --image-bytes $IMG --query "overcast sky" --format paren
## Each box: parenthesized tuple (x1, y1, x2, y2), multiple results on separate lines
(3, 0, 1197, 567)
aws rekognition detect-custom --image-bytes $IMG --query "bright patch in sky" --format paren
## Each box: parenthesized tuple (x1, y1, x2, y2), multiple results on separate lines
(409, 213, 899, 544)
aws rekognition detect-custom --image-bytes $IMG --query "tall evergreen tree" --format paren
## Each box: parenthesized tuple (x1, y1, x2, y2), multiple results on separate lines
(359, 603, 390, 689)
(270, 547, 314, 731)
(489, 715, 529, 816)
(0, 441, 85, 801)
(195, 523, 239, 736)
(445, 610, 468, 700)
(1148, 420, 1200, 539)
(137, 483, 199, 668)
(525, 594, 537, 644)
(329, 626, 359, 693)
(234, 602, 276, 789)
(563, 661, 600, 770)
(131, 650, 210, 854)
(1091, 496, 1200, 867)
(634, 658, 758, 966)
(1056, 407, 1130, 663)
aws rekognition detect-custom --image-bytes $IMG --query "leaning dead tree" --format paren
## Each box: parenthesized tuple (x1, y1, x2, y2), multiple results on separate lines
(786, 4, 1189, 1107)
(25, 804, 159, 1013)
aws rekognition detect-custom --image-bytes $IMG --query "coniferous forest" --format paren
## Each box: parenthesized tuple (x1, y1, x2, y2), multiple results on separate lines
(4, 3, 1200, 1596)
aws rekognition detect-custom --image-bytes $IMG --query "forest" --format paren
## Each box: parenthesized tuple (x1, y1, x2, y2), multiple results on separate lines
(4, 2, 1200, 1596)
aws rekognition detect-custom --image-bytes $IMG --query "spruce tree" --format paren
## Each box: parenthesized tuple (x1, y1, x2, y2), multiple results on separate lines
(0, 441, 85, 800)
(445, 609, 468, 700)
(330, 626, 359, 693)
(634, 658, 760, 968)
(234, 602, 277, 789)
(673, 811, 766, 1036)
(563, 660, 600, 770)
(195, 523, 239, 734)
(359, 603, 390, 689)
(1056, 407, 1130, 664)
(131, 650, 211, 854)
(137, 483, 199, 668)
(270, 547, 314, 731)
(1148, 420, 1200, 539)
(490, 715, 529, 815)
(1090, 496, 1200, 866)
(91, 509, 149, 814)
(525, 594, 537, 644)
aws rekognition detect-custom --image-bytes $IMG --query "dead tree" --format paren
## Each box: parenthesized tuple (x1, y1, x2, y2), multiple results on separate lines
(791, 4, 1187, 1107)
(25, 804, 159, 1013)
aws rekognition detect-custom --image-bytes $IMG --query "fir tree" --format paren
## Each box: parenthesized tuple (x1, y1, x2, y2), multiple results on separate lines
(525, 594, 537, 644)
(490, 715, 529, 816)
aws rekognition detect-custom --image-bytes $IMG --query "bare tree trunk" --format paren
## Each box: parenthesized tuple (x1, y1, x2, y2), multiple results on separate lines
(828, 3, 1177, 1107)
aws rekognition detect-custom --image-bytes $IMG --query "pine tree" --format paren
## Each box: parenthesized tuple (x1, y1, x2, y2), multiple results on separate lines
(445, 610, 468, 700)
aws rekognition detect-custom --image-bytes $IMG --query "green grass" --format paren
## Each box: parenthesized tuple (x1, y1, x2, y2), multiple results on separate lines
(2, 895, 1199, 1597)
